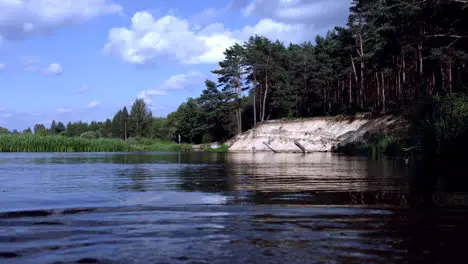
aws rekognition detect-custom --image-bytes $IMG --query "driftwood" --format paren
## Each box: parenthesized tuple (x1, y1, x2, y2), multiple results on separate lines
(263, 141, 278, 153)
(294, 140, 307, 154)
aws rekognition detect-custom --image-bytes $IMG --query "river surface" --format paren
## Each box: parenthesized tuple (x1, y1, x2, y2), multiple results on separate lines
(1, 152, 467, 264)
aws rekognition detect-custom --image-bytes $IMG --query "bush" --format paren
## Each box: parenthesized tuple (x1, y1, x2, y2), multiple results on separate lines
(204, 144, 229, 153)
(80, 131, 98, 139)
(410, 94, 468, 159)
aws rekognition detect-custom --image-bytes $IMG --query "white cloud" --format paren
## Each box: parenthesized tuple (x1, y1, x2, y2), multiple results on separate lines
(137, 90, 167, 104)
(56, 107, 72, 113)
(0, 0, 123, 41)
(136, 70, 205, 104)
(22, 57, 64, 76)
(1, 113, 12, 118)
(162, 70, 204, 90)
(43, 63, 63, 76)
(104, 11, 310, 66)
(0, 63, 5, 71)
(78, 84, 89, 93)
(86, 100, 101, 108)
(236, 0, 349, 26)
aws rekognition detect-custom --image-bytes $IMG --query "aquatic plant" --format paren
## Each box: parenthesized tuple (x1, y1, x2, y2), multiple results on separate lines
(0, 134, 191, 152)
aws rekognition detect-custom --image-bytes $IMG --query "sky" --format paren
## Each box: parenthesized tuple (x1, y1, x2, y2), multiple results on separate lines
(0, 0, 351, 130)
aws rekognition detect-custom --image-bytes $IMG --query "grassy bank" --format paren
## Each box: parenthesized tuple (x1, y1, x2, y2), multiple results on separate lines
(0, 134, 191, 152)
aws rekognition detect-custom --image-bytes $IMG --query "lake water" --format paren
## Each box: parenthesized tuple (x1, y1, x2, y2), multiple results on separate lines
(1, 152, 467, 264)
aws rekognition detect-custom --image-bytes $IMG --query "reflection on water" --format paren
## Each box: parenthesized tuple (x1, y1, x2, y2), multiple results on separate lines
(0, 152, 467, 264)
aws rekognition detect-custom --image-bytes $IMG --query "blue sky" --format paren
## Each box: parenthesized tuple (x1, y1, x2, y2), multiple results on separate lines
(0, 0, 350, 130)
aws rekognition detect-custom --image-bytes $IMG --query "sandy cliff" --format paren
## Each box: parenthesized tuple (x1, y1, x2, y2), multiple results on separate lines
(227, 115, 399, 153)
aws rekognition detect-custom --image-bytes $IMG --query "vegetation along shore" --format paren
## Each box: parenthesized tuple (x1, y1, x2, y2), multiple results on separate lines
(1, 0, 467, 162)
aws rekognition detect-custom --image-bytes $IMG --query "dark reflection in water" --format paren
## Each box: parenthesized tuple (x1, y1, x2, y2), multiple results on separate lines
(0, 152, 467, 264)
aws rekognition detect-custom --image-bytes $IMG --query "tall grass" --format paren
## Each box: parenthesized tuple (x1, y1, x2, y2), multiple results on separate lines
(0, 134, 191, 152)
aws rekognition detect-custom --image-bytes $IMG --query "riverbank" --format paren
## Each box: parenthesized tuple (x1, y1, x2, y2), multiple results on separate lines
(0, 134, 192, 152)
(226, 114, 407, 154)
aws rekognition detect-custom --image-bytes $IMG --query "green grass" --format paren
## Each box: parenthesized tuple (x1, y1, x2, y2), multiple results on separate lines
(0, 134, 191, 152)
(204, 144, 229, 153)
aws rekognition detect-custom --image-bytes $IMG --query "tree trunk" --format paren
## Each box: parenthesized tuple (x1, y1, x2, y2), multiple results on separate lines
(253, 91, 257, 127)
(402, 56, 406, 83)
(341, 80, 345, 107)
(376, 72, 380, 108)
(359, 33, 365, 109)
(236, 75, 242, 134)
(253, 74, 258, 127)
(441, 65, 445, 92)
(381, 72, 386, 113)
(124, 122, 127, 140)
(348, 74, 353, 105)
(261, 71, 268, 123)
(448, 63, 453, 95)
(397, 69, 401, 101)
(418, 43, 423, 76)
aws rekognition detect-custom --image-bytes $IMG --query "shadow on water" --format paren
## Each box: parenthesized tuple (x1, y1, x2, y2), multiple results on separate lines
(0, 152, 468, 263)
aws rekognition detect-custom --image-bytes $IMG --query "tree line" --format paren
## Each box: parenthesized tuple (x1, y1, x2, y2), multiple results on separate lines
(2, 0, 467, 144)
(0, 98, 161, 140)
(169, 0, 468, 143)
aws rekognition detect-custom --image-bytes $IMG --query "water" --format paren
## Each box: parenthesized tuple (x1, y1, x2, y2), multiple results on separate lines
(1, 152, 467, 264)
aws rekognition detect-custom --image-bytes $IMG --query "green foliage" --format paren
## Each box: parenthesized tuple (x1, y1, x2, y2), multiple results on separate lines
(152, 117, 172, 141)
(411, 94, 468, 158)
(0, 126, 9, 134)
(129, 98, 152, 138)
(204, 144, 229, 153)
(0, 134, 191, 153)
(38, 129, 48, 137)
(34, 124, 46, 135)
(80, 131, 99, 140)
(5, 0, 468, 156)
(0, 134, 133, 152)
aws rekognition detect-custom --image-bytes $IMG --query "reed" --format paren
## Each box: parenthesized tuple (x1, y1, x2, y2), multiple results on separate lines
(0, 134, 190, 152)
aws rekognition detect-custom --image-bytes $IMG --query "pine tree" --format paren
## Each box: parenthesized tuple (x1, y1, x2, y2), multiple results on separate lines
(212, 43, 246, 134)
(129, 99, 152, 138)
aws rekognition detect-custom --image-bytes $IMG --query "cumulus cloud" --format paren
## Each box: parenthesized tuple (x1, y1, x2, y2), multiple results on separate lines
(235, 0, 349, 27)
(0, 0, 122, 41)
(56, 107, 72, 113)
(104, 11, 311, 66)
(43, 63, 63, 76)
(137, 70, 205, 104)
(162, 70, 205, 90)
(86, 100, 101, 108)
